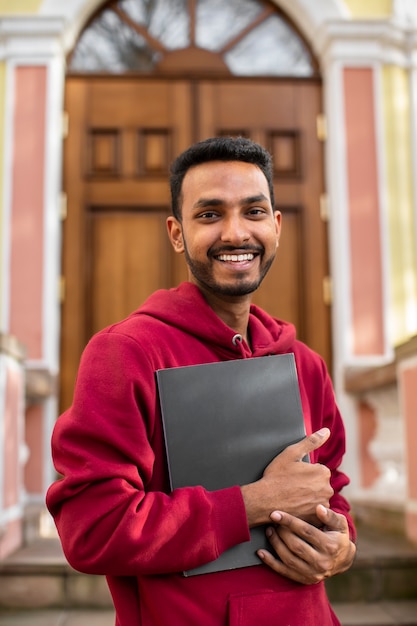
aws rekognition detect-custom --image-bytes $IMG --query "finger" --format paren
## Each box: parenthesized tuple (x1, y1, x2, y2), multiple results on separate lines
(266, 528, 312, 568)
(316, 505, 349, 532)
(257, 547, 298, 579)
(258, 537, 307, 582)
(257, 540, 322, 585)
(282, 428, 331, 462)
(266, 525, 317, 563)
(270, 510, 325, 549)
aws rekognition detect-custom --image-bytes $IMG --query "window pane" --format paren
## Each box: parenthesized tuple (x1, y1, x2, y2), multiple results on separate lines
(69, 8, 161, 72)
(120, 0, 190, 50)
(69, 0, 315, 76)
(196, 0, 263, 51)
(225, 15, 314, 76)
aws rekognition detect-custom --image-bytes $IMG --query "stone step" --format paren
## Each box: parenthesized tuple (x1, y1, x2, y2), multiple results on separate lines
(326, 524, 417, 603)
(0, 524, 416, 610)
(0, 538, 111, 610)
(334, 601, 417, 625)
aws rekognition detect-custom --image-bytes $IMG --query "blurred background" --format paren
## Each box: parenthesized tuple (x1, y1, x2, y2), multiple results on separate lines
(1, 1, 417, 624)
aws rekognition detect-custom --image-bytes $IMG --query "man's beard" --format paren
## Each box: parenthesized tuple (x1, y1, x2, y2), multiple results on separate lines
(183, 242, 276, 297)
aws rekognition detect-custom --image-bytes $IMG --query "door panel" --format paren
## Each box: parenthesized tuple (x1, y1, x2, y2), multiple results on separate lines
(61, 78, 191, 410)
(198, 79, 329, 360)
(61, 76, 329, 411)
(88, 210, 171, 336)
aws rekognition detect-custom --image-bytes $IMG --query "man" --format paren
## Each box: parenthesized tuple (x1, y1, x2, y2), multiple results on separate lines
(47, 136, 356, 626)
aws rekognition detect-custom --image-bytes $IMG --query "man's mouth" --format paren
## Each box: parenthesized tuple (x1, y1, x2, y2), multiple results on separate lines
(216, 253, 255, 262)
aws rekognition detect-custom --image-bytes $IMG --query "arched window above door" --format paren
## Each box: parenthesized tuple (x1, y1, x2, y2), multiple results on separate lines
(68, 0, 317, 76)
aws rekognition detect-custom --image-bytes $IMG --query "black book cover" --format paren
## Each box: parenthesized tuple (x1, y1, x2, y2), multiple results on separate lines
(156, 353, 306, 576)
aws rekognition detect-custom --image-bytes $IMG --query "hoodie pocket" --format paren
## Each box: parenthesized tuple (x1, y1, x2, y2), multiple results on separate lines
(228, 584, 339, 626)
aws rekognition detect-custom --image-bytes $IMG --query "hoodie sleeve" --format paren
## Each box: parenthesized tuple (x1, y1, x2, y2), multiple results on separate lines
(295, 347, 357, 543)
(46, 331, 250, 576)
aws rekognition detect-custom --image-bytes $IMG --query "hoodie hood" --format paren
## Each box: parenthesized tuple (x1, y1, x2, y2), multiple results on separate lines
(136, 282, 296, 358)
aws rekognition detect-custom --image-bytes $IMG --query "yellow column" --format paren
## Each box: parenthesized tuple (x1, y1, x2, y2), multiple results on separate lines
(0, 62, 5, 326)
(383, 66, 417, 344)
(0, 0, 42, 12)
(344, 0, 392, 18)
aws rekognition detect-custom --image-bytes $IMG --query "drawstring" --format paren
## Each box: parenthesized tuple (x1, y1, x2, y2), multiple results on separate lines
(231, 333, 243, 346)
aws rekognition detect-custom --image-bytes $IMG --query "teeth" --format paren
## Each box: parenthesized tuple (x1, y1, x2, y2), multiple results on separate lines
(218, 253, 254, 262)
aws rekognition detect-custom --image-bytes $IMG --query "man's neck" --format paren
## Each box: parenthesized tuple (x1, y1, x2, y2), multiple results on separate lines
(196, 284, 252, 343)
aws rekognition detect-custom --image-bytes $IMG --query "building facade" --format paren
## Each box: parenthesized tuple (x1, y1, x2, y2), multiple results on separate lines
(1, 0, 417, 558)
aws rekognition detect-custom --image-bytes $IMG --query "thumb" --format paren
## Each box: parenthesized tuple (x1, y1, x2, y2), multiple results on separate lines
(316, 504, 349, 533)
(287, 427, 331, 462)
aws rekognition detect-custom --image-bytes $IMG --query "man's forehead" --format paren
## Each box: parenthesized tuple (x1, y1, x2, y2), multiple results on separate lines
(180, 163, 271, 213)
(185, 159, 260, 174)
(182, 160, 268, 189)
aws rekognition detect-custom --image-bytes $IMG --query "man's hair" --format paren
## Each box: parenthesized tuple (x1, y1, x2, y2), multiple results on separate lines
(169, 136, 275, 220)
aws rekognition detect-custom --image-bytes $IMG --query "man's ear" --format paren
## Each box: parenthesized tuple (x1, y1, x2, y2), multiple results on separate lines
(274, 210, 282, 248)
(166, 216, 184, 253)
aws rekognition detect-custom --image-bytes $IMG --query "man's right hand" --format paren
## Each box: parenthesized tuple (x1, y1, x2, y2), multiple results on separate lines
(241, 428, 334, 528)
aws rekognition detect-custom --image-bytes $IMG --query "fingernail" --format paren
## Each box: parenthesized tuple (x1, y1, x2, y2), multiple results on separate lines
(270, 511, 282, 522)
(266, 526, 273, 537)
(317, 428, 329, 437)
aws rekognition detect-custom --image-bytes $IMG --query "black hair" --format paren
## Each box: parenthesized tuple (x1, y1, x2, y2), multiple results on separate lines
(169, 136, 274, 220)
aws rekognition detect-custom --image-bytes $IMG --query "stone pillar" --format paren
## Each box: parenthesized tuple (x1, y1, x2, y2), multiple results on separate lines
(0, 333, 25, 560)
(363, 384, 406, 500)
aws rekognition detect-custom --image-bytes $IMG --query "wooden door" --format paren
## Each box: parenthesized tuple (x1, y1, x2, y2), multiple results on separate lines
(61, 76, 328, 410)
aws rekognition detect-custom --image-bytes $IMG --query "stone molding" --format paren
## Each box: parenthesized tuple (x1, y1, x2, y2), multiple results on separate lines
(25, 366, 56, 404)
(0, 333, 25, 362)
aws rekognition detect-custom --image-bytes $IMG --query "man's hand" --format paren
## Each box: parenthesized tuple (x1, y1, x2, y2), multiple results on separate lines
(257, 504, 356, 585)
(241, 428, 334, 527)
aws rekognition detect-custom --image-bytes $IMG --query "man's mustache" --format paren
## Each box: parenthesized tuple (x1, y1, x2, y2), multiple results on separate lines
(208, 245, 264, 257)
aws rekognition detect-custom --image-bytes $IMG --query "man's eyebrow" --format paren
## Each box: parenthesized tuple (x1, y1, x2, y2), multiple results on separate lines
(193, 198, 223, 209)
(193, 194, 269, 209)
(243, 194, 269, 205)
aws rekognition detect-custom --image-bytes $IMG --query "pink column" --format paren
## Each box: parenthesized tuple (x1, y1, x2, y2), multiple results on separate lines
(9, 66, 46, 359)
(343, 67, 385, 357)
(9, 66, 48, 497)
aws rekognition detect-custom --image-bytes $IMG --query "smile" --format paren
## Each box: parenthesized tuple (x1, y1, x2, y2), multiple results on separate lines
(216, 253, 255, 262)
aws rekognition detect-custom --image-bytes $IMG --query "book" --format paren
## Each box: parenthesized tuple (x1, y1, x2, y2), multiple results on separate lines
(156, 353, 306, 576)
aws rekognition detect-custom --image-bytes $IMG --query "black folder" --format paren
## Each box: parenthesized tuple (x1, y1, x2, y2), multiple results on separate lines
(156, 353, 306, 576)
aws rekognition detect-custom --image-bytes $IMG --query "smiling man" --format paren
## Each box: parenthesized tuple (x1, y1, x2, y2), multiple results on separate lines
(168, 159, 280, 303)
(47, 137, 356, 626)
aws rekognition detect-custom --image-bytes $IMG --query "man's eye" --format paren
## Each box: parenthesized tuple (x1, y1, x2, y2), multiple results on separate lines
(248, 207, 266, 215)
(198, 211, 218, 219)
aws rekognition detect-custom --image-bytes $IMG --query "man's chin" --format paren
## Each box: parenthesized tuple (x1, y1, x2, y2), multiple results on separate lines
(210, 280, 261, 297)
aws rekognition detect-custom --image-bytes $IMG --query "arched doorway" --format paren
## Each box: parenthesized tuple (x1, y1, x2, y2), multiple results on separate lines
(60, 0, 330, 410)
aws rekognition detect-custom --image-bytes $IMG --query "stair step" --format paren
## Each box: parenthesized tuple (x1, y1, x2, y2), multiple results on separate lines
(332, 601, 417, 626)
(0, 538, 112, 610)
(0, 525, 416, 610)
(326, 525, 417, 603)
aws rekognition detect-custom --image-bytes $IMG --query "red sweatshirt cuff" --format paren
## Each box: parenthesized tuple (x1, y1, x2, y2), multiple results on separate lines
(211, 485, 251, 557)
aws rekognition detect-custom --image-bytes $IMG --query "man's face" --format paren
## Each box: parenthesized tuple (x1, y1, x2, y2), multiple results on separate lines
(167, 160, 281, 298)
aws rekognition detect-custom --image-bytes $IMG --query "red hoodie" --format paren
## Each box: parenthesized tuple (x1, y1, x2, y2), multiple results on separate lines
(47, 282, 355, 626)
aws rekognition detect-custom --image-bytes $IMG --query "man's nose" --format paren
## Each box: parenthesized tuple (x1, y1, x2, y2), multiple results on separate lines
(220, 215, 250, 245)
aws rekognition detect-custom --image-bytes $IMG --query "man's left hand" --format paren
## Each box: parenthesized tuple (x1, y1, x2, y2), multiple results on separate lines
(257, 504, 356, 585)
